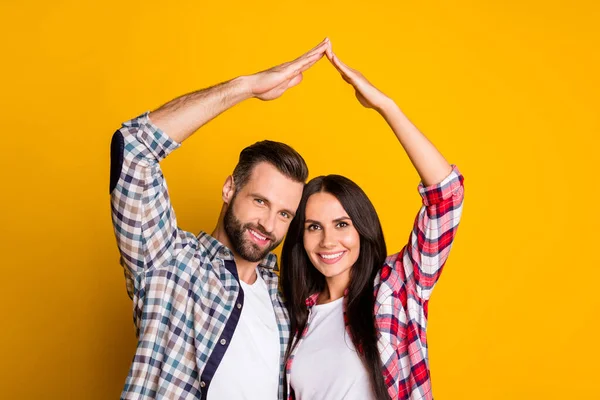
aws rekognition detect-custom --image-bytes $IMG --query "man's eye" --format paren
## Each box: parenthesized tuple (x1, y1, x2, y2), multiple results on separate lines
(280, 212, 290, 219)
(255, 199, 265, 205)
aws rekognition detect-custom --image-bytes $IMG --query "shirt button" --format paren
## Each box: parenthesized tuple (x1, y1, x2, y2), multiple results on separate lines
(220, 338, 227, 345)
(236, 303, 242, 309)
(200, 381, 206, 388)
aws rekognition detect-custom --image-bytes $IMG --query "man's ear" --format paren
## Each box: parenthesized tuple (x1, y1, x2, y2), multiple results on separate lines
(222, 175, 236, 204)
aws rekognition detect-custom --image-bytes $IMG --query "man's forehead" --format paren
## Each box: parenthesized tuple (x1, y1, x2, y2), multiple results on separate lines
(245, 162, 296, 186)
(243, 162, 303, 200)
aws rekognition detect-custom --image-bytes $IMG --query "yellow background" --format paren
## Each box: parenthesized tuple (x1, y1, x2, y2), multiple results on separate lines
(2, 0, 599, 398)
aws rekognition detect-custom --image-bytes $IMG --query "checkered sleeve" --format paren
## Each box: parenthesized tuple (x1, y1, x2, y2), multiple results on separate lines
(402, 165, 464, 301)
(375, 267, 405, 399)
(109, 112, 192, 297)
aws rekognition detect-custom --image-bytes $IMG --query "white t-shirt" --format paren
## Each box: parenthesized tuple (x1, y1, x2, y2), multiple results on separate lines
(208, 269, 280, 399)
(290, 297, 375, 400)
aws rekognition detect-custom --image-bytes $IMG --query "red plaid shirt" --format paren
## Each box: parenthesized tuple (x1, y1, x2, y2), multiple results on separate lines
(285, 166, 464, 400)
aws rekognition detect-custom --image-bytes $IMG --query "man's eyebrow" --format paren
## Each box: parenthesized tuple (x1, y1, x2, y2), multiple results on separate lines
(249, 192, 296, 218)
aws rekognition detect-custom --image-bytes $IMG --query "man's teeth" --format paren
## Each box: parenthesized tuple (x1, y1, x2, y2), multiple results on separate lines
(320, 252, 344, 260)
(249, 229, 267, 241)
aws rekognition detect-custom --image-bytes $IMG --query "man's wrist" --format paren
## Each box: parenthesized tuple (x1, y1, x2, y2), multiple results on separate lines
(231, 75, 255, 101)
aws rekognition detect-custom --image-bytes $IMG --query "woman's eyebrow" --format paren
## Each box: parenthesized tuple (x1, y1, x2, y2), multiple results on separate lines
(304, 216, 351, 224)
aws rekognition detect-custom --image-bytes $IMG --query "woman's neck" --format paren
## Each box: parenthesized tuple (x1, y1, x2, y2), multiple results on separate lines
(318, 272, 350, 304)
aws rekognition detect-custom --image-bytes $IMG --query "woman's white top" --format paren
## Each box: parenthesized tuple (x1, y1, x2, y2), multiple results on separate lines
(290, 297, 375, 400)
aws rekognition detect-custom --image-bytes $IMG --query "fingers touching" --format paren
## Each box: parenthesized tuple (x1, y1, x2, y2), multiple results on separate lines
(277, 38, 359, 91)
(284, 37, 330, 78)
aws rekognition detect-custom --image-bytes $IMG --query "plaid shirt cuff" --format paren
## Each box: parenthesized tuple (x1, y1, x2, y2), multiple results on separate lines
(418, 165, 463, 207)
(122, 111, 181, 162)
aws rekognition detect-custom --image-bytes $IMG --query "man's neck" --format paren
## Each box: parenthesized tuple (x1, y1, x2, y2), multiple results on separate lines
(211, 226, 260, 285)
(234, 258, 259, 284)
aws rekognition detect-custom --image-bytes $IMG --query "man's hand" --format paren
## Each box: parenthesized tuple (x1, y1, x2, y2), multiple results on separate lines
(149, 38, 330, 143)
(247, 38, 330, 101)
(325, 44, 392, 112)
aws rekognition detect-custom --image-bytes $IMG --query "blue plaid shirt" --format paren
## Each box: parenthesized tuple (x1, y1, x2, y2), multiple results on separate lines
(109, 112, 290, 399)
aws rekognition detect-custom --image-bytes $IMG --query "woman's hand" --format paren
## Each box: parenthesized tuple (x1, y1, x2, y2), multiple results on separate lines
(325, 44, 392, 112)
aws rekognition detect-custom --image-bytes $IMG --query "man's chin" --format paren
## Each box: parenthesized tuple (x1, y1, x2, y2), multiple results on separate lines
(239, 253, 267, 263)
(237, 242, 270, 263)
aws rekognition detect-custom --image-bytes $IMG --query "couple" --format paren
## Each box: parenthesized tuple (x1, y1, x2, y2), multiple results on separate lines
(109, 37, 464, 400)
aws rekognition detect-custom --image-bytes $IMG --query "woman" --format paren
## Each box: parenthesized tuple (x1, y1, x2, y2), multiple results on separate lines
(280, 45, 465, 400)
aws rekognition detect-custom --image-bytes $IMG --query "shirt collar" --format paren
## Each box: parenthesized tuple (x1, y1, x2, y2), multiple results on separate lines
(304, 288, 349, 308)
(305, 293, 320, 307)
(198, 231, 279, 271)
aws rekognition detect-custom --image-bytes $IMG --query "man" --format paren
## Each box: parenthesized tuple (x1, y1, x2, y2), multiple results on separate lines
(109, 37, 331, 399)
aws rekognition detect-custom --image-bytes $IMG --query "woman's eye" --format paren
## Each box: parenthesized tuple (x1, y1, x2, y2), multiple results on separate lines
(307, 224, 321, 231)
(337, 221, 349, 228)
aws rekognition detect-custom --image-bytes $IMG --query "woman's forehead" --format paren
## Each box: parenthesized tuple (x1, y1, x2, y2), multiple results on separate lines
(305, 192, 348, 219)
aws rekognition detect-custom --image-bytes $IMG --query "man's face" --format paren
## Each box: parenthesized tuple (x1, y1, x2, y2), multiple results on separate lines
(224, 162, 304, 262)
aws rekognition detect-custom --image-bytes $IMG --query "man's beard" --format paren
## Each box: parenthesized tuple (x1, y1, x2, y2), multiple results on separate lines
(223, 199, 282, 263)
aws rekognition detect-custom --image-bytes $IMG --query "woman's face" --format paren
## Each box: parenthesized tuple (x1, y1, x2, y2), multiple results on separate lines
(303, 192, 361, 284)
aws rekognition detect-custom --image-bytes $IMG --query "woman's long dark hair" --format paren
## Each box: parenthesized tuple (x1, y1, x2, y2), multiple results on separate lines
(281, 175, 390, 400)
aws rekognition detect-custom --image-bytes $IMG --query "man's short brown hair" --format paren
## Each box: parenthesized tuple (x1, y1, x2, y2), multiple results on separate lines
(232, 140, 308, 191)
